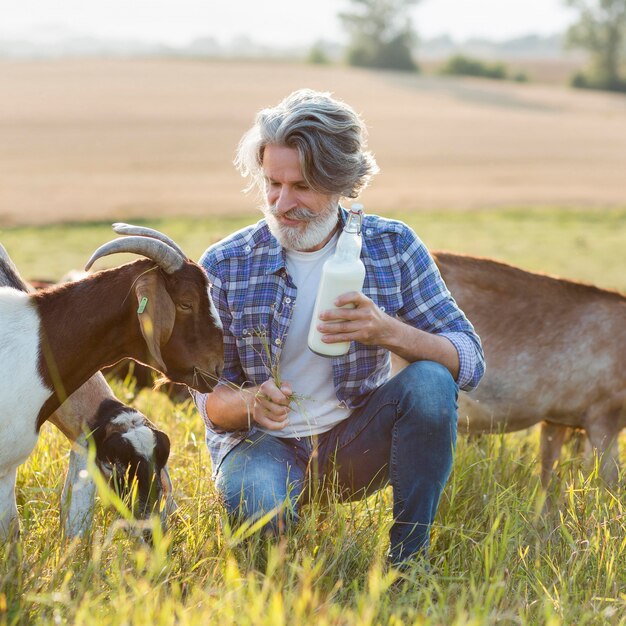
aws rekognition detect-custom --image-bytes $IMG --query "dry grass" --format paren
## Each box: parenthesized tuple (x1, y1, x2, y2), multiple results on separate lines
(0, 59, 625, 226)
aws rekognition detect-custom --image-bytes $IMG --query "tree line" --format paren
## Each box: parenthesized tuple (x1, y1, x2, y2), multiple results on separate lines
(332, 0, 626, 92)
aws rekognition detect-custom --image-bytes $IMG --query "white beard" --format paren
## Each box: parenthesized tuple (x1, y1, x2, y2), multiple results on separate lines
(263, 202, 339, 251)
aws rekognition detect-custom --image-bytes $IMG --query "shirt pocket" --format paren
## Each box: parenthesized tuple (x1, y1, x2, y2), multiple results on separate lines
(363, 285, 403, 317)
(231, 310, 275, 381)
(363, 264, 403, 316)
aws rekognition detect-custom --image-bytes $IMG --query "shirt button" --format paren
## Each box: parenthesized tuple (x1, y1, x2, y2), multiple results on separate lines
(242, 328, 248, 335)
(244, 245, 251, 253)
(366, 228, 373, 236)
(275, 338, 282, 346)
(379, 306, 386, 312)
(285, 297, 292, 304)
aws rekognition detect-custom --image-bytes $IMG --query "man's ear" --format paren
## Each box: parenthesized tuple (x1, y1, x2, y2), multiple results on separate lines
(134, 271, 176, 373)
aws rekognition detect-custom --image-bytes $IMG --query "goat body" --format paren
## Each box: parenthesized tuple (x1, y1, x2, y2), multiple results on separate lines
(0, 290, 50, 532)
(433, 251, 626, 486)
(33, 260, 221, 425)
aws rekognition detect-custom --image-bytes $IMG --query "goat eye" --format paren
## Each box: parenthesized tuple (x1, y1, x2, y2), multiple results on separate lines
(178, 302, 193, 311)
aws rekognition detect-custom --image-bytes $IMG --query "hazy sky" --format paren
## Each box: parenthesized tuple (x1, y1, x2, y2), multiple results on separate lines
(1, 0, 578, 45)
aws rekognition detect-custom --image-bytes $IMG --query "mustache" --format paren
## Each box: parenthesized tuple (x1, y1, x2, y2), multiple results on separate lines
(266, 204, 319, 222)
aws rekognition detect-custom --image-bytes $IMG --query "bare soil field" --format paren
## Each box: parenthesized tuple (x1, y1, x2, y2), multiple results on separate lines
(0, 59, 625, 226)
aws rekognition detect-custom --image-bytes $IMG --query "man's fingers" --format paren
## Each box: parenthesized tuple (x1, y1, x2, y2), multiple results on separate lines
(333, 291, 365, 307)
(258, 381, 291, 406)
(254, 401, 289, 430)
(255, 413, 288, 431)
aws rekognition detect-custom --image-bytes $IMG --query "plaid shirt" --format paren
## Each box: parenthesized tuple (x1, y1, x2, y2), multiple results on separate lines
(191, 208, 485, 475)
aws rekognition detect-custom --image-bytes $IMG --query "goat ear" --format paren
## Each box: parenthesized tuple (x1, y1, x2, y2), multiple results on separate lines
(134, 272, 176, 373)
(154, 429, 171, 469)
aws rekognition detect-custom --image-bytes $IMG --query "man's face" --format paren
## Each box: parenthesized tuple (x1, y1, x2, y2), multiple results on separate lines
(261, 145, 340, 252)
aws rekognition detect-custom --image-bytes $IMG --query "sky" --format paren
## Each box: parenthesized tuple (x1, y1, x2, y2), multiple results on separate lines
(0, 0, 578, 46)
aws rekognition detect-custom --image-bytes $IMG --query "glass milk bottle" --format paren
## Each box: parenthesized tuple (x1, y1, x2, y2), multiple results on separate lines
(308, 204, 366, 357)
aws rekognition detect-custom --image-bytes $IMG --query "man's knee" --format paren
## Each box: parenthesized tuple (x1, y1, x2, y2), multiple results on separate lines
(395, 361, 458, 432)
(216, 449, 302, 528)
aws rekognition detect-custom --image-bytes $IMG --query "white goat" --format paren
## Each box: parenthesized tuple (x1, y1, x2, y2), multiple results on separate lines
(0, 224, 223, 539)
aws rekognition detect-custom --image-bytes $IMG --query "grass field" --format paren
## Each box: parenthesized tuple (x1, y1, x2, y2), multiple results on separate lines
(1, 207, 624, 291)
(1, 210, 625, 625)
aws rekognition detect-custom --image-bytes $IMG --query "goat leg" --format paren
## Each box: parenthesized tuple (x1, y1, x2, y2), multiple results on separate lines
(585, 418, 621, 485)
(60, 435, 96, 538)
(0, 467, 20, 541)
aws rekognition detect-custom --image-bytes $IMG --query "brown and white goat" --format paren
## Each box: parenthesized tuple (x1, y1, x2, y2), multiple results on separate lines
(433, 251, 626, 487)
(0, 224, 223, 539)
(1, 256, 176, 539)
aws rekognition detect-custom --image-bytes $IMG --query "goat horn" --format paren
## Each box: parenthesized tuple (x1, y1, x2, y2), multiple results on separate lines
(112, 223, 187, 259)
(84, 236, 185, 274)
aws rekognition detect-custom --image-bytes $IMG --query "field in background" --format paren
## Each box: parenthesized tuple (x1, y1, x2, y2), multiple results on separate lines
(1, 59, 626, 226)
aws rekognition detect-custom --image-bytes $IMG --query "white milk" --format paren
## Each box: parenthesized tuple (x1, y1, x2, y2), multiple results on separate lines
(308, 205, 366, 357)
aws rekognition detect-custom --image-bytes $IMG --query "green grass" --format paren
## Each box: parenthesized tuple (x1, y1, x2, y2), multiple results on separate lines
(2, 207, 625, 291)
(1, 207, 625, 624)
(3, 392, 624, 625)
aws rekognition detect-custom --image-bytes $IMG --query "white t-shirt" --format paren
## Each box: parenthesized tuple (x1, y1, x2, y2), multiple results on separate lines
(259, 233, 351, 438)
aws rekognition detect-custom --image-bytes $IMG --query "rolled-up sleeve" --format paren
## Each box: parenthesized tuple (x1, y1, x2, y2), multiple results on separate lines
(396, 229, 485, 391)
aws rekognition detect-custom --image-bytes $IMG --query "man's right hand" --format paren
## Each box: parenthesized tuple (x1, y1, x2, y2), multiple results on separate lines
(253, 379, 293, 431)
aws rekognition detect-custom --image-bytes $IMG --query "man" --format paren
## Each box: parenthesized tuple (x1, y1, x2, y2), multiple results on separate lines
(192, 89, 485, 567)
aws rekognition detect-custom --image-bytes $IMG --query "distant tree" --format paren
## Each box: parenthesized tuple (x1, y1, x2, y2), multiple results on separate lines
(339, 0, 420, 71)
(438, 55, 530, 83)
(308, 43, 330, 65)
(565, 0, 626, 91)
(439, 55, 508, 80)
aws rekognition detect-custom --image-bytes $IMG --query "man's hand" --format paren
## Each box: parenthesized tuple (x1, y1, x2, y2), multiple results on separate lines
(316, 291, 393, 346)
(253, 379, 293, 431)
(316, 291, 460, 381)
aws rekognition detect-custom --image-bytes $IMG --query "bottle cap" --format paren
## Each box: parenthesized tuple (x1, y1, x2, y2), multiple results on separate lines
(346, 203, 364, 234)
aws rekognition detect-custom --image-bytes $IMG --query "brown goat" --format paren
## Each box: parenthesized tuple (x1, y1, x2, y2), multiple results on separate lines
(431, 251, 626, 487)
(34, 244, 224, 427)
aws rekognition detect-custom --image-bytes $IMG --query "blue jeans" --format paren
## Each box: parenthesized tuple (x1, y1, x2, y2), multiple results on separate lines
(215, 361, 458, 565)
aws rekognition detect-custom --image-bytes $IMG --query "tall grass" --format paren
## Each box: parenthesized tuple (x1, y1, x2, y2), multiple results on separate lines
(1, 207, 625, 624)
(2, 392, 624, 625)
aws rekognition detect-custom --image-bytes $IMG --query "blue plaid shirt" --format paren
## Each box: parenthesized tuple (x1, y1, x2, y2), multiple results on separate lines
(192, 208, 485, 475)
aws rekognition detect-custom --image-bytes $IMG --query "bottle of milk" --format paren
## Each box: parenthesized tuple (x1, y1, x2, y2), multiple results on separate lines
(308, 204, 366, 357)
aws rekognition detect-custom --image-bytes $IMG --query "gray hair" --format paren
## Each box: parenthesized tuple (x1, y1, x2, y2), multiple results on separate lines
(235, 89, 379, 199)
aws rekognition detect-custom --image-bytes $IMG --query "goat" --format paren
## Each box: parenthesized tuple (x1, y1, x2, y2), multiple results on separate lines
(432, 251, 625, 487)
(1, 253, 176, 538)
(0, 224, 224, 539)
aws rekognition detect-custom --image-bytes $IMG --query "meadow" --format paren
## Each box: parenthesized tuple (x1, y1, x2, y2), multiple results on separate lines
(1, 58, 625, 625)
(1, 209, 625, 625)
